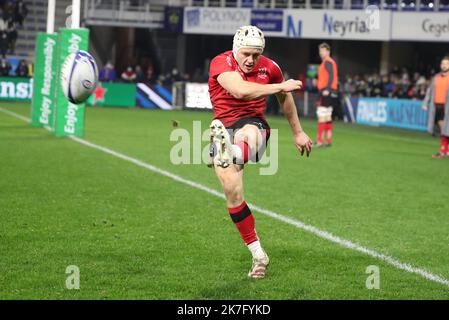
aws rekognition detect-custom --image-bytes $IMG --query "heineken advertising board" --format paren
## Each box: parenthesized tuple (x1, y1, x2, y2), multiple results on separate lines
(86, 82, 136, 107)
(0, 77, 33, 101)
(31, 33, 57, 128)
(1, 77, 137, 107)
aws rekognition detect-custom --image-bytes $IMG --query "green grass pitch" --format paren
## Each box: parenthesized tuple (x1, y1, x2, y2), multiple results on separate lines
(0, 102, 448, 299)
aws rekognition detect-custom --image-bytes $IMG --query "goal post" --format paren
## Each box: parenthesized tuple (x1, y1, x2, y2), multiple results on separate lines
(31, 0, 90, 137)
(53, 28, 90, 137)
(30, 0, 57, 128)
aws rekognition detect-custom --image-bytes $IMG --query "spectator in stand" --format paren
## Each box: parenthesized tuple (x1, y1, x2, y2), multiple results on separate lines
(135, 65, 146, 83)
(146, 60, 154, 82)
(355, 75, 367, 97)
(170, 68, 182, 83)
(191, 67, 204, 83)
(0, 57, 11, 76)
(340, 68, 435, 100)
(343, 75, 356, 96)
(3, 1, 17, 54)
(121, 66, 136, 83)
(414, 76, 428, 100)
(99, 61, 116, 82)
(381, 75, 393, 97)
(27, 61, 33, 77)
(0, 14, 8, 57)
(14, 0, 28, 27)
(15, 59, 28, 77)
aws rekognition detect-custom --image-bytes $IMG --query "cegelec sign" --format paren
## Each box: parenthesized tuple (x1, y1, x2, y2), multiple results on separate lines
(392, 12, 449, 41)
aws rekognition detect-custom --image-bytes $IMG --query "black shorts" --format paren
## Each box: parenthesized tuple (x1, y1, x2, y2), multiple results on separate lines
(210, 117, 270, 163)
(435, 104, 445, 122)
(318, 93, 338, 108)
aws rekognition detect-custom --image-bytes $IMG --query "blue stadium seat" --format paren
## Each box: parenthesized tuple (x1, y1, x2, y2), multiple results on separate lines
(351, 0, 364, 9)
(418, 0, 436, 11)
(439, 0, 449, 10)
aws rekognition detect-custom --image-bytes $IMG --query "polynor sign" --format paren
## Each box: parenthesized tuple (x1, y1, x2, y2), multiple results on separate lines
(183, 7, 285, 37)
(183, 7, 251, 35)
(392, 12, 449, 42)
(284, 9, 391, 41)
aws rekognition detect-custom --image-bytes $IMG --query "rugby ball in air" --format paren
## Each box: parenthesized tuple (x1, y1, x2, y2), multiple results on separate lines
(61, 50, 98, 104)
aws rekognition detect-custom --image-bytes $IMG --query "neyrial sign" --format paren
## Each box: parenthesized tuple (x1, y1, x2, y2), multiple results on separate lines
(392, 12, 449, 42)
(183, 7, 250, 35)
(285, 9, 391, 41)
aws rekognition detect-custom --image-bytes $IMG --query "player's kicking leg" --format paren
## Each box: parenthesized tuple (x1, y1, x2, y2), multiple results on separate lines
(210, 119, 269, 279)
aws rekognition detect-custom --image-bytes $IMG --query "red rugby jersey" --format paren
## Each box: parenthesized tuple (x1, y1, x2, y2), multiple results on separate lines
(208, 50, 284, 127)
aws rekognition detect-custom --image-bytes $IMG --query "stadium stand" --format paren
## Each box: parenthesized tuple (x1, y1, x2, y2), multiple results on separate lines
(14, 0, 70, 60)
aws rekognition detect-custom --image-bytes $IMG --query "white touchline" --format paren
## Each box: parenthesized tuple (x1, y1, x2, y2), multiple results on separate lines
(0, 107, 30, 123)
(2, 107, 449, 289)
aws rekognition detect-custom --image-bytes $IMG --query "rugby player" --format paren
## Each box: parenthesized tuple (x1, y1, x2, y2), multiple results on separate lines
(423, 56, 449, 158)
(316, 43, 338, 147)
(208, 26, 312, 278)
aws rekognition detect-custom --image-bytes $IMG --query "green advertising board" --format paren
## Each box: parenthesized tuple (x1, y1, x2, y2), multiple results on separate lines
(53, 28, 89, 137)
(86, 82, 136, 107)
(0, 77, 33, 101)
(31, 33, 58, 127)
(1, 77, 137, 108)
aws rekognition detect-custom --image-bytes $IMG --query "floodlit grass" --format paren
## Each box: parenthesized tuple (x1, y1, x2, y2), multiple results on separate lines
(0, 102, 448, 299)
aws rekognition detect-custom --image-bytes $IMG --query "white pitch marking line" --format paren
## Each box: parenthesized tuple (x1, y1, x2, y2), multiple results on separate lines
(2, 107, 449, 288)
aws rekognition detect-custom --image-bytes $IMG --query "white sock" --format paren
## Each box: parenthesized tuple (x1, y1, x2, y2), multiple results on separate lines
(248, 240, 265, 259)
(231, 144, 243, 163)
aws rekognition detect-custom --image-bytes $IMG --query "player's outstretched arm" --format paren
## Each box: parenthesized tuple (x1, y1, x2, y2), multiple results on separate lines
(217, 72, 302, 101)
(276, 92, 313, 157)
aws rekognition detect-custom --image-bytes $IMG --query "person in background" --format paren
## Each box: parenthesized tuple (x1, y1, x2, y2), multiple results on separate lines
(121, 66, 136, 83)
(415, 76, 428, 100)
(171, 68, 182, 83)
(27, 61, 33, 77)
(99, 61, 116, 82)
(3, 1, 17, 54)
(15, 59, 28, 77)
(316, 42, 339, 147)
(135, 65, 146, 83)
(14, 0, 28, 27)
(423, 56, 449, 159)
(146, 60, 154, 82)
(0, 19, 8, 57)
(0, 57, 11, 76)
